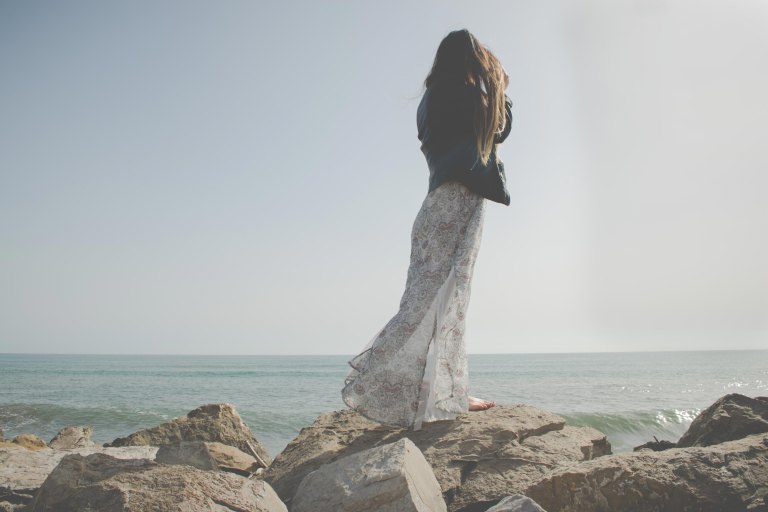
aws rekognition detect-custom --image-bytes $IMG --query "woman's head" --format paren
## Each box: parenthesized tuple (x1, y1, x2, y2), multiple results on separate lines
(424, 29, 508, 166)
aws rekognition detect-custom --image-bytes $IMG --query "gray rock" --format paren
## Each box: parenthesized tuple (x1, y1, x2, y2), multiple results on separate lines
(27, 452, 287, 512)
(264, 404, 610, 512)
(48, 426, 97, 449)
(292, 438, 446, 512)
(677, 393, 768, 447)
(485, 494, 547, 512)
(107, 403, 271, 467)
(524, 432, 768, 512)
(155, 440, 261, 474)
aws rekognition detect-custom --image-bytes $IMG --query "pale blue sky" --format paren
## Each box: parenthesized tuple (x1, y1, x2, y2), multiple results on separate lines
(1, 0, 766, 354)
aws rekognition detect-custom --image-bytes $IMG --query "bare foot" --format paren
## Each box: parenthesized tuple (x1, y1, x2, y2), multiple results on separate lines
(468, 395, 496, 411)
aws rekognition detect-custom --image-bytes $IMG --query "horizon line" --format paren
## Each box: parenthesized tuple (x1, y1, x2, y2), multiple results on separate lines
(1, 348, 766, 357)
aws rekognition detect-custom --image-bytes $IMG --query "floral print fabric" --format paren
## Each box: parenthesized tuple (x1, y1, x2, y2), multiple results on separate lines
(342, 180, 486, 429)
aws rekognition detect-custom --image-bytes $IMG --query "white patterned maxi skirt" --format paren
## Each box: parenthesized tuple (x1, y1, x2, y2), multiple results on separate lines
(342, 180, 486, 430)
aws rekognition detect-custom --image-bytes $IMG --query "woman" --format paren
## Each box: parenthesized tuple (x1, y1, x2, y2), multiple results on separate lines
(342, 29, 513, 430)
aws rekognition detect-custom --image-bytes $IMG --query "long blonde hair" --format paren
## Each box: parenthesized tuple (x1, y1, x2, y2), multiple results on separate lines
(424, 29, 507, 166)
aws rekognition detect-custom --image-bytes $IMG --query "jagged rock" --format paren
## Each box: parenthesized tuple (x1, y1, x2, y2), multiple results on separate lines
(0, 445, 158, 495)
(155, 440, 261, 474)
(27, 452, 287, 512)
(485, 494, 547, 512)
(524, 432, 768, 512)
(48, 426, 96, 449)
(292, 438, 446, 512)
(677, 393, 768, 447)
(264, 404, 610, 512)
(107, 403, 271, 466)
(11, 435, 47, 451)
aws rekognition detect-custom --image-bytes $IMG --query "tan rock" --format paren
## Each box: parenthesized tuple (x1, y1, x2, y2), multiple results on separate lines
(48, 426, 96, 449)
(264, 404, 610, 512)
(107, 403, 271, 467)
(155, 440, 219, 470)
(0, 445, 158, 511)
(11, 435, 48, 451)
(677, 393, 768, 448)
(206, 441, 262, 473)
(292, 438, 447, 512)
(27, 452, 287, 512)
(524, 432, 768, 512)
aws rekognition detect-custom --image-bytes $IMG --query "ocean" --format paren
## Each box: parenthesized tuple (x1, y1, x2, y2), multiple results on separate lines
(1, 350, 766, 457)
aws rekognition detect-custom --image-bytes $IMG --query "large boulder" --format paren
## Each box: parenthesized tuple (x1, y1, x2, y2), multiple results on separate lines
(677, 393, 768, 448)
(264, 404, 610, 512)
(0, 445, 157, 511)
(27, 452, 287, 512)
(292, 438, 447, 512)
(524, 432, 768, 512)
(48, 426, 97, 449)
(107, 403, 271, 467)
(155, 440, 262, 474)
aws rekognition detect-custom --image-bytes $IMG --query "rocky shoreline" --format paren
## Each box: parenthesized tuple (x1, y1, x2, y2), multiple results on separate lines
(1, 394, 766, 511)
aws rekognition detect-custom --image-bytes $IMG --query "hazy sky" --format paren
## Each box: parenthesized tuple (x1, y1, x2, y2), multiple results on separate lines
(1, 0, 766, 355)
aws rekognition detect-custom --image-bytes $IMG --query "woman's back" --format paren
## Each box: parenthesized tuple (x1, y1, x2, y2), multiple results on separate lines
(417, 80, 513, 206)
(417, 80, 476, 153)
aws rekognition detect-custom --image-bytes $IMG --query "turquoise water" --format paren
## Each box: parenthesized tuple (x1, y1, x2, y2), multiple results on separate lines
(1, 351, 766, 456)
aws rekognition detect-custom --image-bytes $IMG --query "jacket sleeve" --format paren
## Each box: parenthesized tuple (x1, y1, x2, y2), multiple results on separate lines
(494, 94, 513, 144)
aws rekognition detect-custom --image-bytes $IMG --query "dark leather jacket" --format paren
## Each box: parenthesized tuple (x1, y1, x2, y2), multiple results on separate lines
(416, 81, 513, 205)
